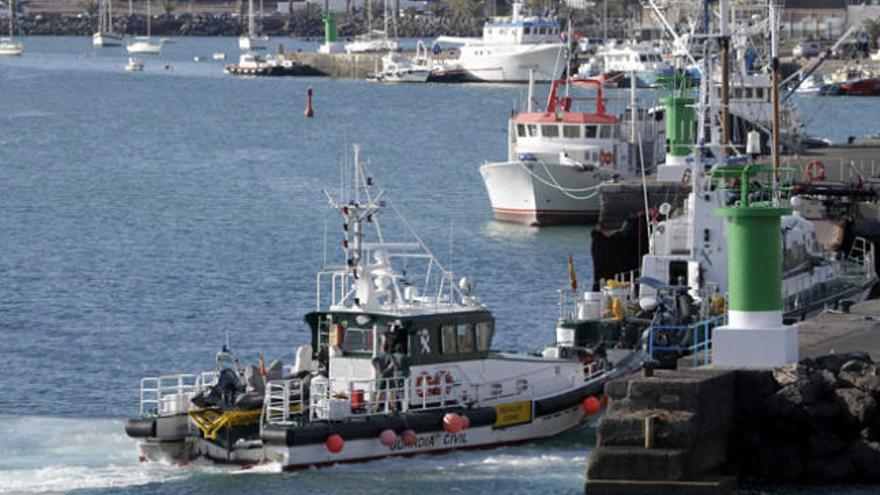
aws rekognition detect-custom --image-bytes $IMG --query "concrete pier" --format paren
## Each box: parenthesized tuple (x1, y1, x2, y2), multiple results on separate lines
(281, 52, 385, 79)
(585, 298, 880, 494)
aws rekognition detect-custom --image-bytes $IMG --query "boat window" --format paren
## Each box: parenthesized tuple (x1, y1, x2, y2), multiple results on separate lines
(441, 325, 456, 354)
(541, 124, 559, 138)
(755, 88, 765, 100)
(539, 27, 546, 35)
(599, 125, 612, 139)
(640, 54, 648, 62)
(527, 124, 537, 137)
(524, 27, 530, 34)
(457, 323, 474, 353)
(744, 87, 754, 99)
(733, 88, 743, 99)
(613, 125, 621, 139)
(584, 125, 597, 138)
(517, 124, 527, 137)
(476, 322, 493, 351)
(563, 125, 581, 138)
(342, 328, 372, 352)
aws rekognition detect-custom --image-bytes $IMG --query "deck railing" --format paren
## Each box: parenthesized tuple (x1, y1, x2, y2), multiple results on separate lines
(647, 314, 726, 367)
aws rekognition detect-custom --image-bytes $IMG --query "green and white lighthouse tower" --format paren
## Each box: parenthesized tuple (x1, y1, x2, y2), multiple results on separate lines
(711, 165, 799, 368)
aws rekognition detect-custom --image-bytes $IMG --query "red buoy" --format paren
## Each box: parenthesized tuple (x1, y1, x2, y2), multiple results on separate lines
(401, 429, 418, 446)
(460, 415, 470, 430)
(305, 87, 314, 118)
(582, 396, 601, 416)
(443, 413, 463, 433)
(379, 429, 397, 446)
(326, 433, 344, 453)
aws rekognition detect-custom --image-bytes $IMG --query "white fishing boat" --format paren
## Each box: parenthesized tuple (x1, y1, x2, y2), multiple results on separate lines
(588, 41, 672, 85)
(369, 41, 430, 83)
(238, 0, 268, 50)
(126, 0, 161, 54)
(345, 0, 398, 54)
(125, 145, 640, 469)
(93, 0, 123, 47)
(432, 2, 564, 83)
(0, 0, 22, 56)
(479, 76, 663, 226)
(125, 57, 144, 72)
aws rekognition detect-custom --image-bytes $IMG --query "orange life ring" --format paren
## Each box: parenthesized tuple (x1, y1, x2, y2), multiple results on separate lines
(415, 371, 434, 398)
(804, 161, 826, 183)
(433, 370, 454, 397)
(600, 151, 614, 165)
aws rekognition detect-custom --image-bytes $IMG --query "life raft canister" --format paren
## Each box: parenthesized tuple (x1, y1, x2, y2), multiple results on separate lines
(600, 151, 614, 165)
(804, 160, 826, 183)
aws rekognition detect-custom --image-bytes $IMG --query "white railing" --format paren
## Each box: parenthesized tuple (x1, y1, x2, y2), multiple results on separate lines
(263, 378, 306, 426)
(139, 373, 207, 417)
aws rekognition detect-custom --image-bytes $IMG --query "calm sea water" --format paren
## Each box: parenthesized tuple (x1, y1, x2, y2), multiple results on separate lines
(1, 37, 879, 495)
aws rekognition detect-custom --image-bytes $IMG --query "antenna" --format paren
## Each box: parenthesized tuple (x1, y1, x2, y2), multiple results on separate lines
(322, 218, 328, 269)
(449, 219, 454, 277)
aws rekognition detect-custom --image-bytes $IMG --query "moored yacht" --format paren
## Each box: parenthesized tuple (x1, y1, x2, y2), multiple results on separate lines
(368, 41, 431, 83)
(479, 77, 663, 226)
(345, 0, 397, 54)
(432, 2, 565, 82)
(126, 0, 161, 54)
(125, 146, 635, 469)
(93, 0, 123, 47)
(585, 41, 673, 85)
(238, 0, 268, 51)
(125, 57, 144, 72)
(0, 0, 22, 56)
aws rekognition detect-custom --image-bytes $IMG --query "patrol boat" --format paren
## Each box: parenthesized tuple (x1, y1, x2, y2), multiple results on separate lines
(125, 146, 637, 469)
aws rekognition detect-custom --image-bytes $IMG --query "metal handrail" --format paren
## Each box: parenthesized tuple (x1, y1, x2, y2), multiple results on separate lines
(647, 315, 727, 367)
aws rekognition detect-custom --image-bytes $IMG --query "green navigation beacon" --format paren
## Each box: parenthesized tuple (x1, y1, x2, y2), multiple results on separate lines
(710, 164, 799, 368)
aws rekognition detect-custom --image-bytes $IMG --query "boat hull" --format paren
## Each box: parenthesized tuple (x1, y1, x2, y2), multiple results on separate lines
(450, 43, 564, 83)
(479, 160, 604, 226)
(93, 32, 123, 47)
(127, 40, 162, 54)
(224, 62, 323, 77)
(264, 403, 586, 470)
(0, 41, 23, 56)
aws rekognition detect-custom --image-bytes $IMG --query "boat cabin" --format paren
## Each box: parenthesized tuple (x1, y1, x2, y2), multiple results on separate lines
(306, 309, 494, 368)
(509, 79, 630, 170)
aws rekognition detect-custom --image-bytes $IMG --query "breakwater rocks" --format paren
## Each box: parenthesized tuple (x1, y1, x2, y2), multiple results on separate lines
(734, 352, 880, 482)
(586, 355, 880, 494)
(15, 12, 482, 38)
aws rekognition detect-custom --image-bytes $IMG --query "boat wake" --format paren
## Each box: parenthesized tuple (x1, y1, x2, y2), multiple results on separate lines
(0, 415, 188, 494)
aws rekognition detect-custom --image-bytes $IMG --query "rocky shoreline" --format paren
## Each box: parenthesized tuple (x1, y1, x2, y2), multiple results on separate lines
(14, 12, 486, 38)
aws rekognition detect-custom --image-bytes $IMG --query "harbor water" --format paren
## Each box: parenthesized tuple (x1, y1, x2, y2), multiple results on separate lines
(2, 37, 880, 495)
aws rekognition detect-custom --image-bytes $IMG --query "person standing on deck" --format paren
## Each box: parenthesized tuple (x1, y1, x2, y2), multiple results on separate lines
(372, 341, 394, 411)
(391, 343, 410, 410)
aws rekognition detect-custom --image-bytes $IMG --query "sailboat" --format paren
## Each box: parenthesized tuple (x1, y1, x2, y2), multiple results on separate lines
(0, 0, 23, 56)
(238, 0, 268, 51)
(345, 0, 398, 53)
(93, 0, 123, 47)
(126, 0, 162, 54)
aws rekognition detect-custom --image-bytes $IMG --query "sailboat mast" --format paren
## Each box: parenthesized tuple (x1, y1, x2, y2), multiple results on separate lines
(9, 0, 14, 37)
(383, 0, 389, 39)
(147, 0, 151, 37)
(248, 0, 255, 38)
(366, 0, 372, 36)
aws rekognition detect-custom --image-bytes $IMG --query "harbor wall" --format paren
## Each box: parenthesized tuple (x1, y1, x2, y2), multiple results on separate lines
(585, 353, 880, 494)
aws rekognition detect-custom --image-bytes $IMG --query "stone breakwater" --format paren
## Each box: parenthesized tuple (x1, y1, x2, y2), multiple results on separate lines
(585, 353, 880, 494)
(14, 12, 482, 38)
(734, 352, 880, 482)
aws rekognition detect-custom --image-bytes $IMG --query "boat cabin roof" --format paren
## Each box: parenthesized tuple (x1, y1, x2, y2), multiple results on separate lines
(306, 309, 495, 365)
(513, 112, 619, 125)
